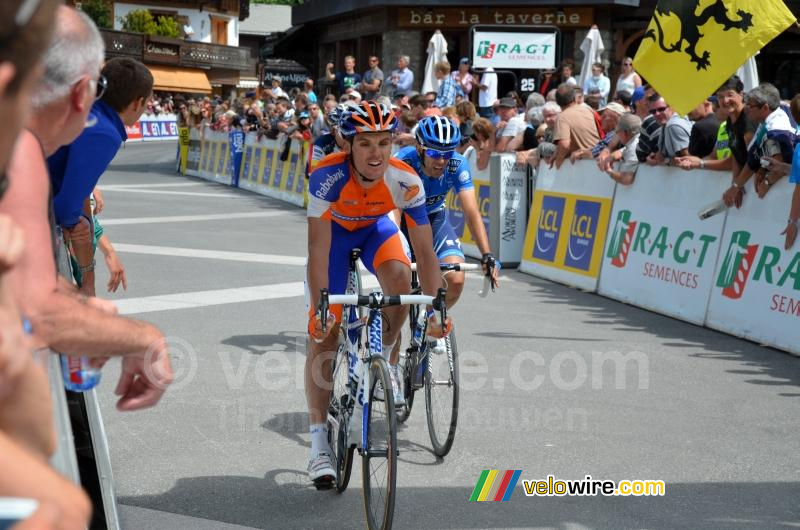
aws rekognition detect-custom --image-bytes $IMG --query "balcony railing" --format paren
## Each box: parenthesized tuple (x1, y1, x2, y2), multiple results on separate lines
(100, 29, 253, 71)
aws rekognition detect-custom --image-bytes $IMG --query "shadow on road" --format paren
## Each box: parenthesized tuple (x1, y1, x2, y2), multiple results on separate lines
(222, 332, 306, 357)
(516, 272, 800, 397)
(119, 477, 800, 529)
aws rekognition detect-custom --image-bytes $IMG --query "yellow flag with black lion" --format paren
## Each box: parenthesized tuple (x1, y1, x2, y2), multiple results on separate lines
(634, 0, 796, 114)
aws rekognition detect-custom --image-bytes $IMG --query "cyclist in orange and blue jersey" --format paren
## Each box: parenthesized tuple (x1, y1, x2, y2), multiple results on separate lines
(394, 115, 499, 352)
(305, 101, 450, 487)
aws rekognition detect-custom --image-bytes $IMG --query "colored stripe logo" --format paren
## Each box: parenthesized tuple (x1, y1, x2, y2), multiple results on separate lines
(469, 470, 522, 501)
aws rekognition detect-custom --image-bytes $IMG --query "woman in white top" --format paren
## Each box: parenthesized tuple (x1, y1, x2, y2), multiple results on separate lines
(615, 57, 642, 97)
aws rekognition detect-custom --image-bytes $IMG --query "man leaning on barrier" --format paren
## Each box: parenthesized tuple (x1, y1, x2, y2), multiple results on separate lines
(722, 83, 796, 208)
(48, 57, 154, 297)
(0, 1, 93, 528)
(604, 113, 643, 186)
(1, 5, 174, 407)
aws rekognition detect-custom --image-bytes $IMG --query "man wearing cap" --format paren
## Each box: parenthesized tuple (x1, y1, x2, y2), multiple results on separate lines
(452, 57, 476, 99)
(605, 113, 643, 185)
(552, 83, 602, 168)
(685, 97, 720, 159)
(570, 101, 626, 162)
(632, 85, 662, 163)
(360, 55, 384, 100)
(495, 97, 526, 152)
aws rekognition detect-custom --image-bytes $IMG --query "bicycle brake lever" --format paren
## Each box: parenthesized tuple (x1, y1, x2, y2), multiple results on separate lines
(435, 287, 447, 324)
(319, 289, 329, 333)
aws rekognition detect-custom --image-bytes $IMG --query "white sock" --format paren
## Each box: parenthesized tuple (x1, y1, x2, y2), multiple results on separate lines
(310, 423, 328, 456)
(382, 340, 396, 363)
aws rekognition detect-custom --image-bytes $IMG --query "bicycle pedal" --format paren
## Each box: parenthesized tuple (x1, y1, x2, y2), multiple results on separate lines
(313, 476, 335, 490)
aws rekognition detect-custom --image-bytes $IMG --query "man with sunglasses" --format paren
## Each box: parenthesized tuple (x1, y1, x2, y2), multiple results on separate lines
(644, 93, 692, 166)
(394, 115, 499, 354)
(48, 57, 153, 296)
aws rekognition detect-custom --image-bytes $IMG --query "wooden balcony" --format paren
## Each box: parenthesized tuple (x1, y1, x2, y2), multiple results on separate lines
(100, 29, 254, 71)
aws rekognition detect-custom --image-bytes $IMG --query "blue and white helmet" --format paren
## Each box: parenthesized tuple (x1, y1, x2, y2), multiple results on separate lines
(415, 115, 461, 151)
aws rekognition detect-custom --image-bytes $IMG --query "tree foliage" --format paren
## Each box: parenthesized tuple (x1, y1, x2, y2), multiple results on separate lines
(80, 0, 112, 29)
(119, 10, 181, 38)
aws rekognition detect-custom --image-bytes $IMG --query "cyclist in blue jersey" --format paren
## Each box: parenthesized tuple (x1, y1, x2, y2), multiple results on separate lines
(306, 103, 350, 178)
(394, 116, 499, 351)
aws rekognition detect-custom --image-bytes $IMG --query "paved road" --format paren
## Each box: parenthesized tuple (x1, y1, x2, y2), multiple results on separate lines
(92, 142, 799, 530)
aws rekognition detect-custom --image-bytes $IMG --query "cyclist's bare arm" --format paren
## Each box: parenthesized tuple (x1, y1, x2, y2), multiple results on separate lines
(458, 188, 500, 286)
(458, 188, 491, 256)
(307, 217, 332, 312)
(406, 221, 442, 296)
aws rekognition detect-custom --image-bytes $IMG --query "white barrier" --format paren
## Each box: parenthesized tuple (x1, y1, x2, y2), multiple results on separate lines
(519, 160, 616, 291)
(445, 153, 528, 265)
(597, 166, 731, 325)
(126, 114, 179, 142)
(238, 134, 307, 207)
(706, 178, 800, 355)
(197, 130, 232, 186)
(488, 154, 529, 267)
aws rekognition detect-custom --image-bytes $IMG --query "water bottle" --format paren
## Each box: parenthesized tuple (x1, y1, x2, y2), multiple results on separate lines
(60, 355, 101, 392)
(698, 199, 728, 220)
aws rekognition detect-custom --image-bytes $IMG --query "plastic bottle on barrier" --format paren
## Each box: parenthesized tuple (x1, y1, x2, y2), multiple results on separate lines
(60, 355, 101, 392)
(698, 199, 728, 220)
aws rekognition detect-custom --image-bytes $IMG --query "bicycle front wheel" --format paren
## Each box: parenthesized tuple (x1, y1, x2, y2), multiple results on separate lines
(328, 339, 354, 492)
(425, 327, 459, 458)
(362, 355, 397, 530)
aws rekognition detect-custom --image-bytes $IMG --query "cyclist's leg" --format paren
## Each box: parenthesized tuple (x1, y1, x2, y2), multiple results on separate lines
(361, 215, 411, 364)
(430, 209, 466, 309)
(304, 224, 352, 480)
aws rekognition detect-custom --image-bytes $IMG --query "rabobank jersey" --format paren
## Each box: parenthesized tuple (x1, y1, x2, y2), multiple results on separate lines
(307, 152, 429, 231)
(306, 133, 339, 178)
(394, 146, 473, 213)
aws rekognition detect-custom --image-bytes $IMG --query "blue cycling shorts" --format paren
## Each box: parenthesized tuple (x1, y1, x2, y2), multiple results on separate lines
(306, 215, 410, 321)
(402, 208, 464, 262)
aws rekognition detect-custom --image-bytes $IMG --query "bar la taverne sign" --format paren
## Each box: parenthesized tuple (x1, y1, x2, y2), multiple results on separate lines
(398, 7, 594, 29)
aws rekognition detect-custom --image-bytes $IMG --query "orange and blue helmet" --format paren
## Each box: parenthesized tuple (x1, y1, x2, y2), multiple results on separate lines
(339, 100, 397, 138)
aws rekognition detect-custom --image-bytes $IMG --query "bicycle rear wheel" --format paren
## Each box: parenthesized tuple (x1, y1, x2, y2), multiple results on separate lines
(425, 327, 459, 458)
(328, 338, 354, 492)
(362, 356, 397, 530)
(396, 305, 419, 423)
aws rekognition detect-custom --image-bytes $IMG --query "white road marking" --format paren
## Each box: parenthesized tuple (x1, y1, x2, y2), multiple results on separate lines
(113, 243, 307, 266)
(117, 277, 381, 315)
(102, 211, 290, 226)
(100, 183, 205, 190)
(101, 188, 244, 198)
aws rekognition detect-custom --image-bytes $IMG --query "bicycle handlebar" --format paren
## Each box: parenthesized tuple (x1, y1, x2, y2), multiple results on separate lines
(410, 262, 494, 298)
(318, 288, 448, 333)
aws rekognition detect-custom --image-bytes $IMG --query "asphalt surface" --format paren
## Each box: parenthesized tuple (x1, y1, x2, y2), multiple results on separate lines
(92, 142, 800, 530)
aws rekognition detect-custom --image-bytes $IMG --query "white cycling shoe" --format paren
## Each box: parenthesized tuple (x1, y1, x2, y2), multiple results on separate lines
(308, 451, 336, 489)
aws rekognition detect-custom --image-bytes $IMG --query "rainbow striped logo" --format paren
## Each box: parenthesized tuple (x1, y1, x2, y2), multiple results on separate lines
(469, 470, 522, 501)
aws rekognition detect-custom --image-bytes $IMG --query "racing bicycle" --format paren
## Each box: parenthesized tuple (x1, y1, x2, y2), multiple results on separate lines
(396, 261, 495, 457)
(320, 249, 447, 530)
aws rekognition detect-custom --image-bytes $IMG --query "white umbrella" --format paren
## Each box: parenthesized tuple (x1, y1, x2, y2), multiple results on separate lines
(736, 54, 759, 92)
(577, 24, 604, 90)
(422, 30, 448, 95)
